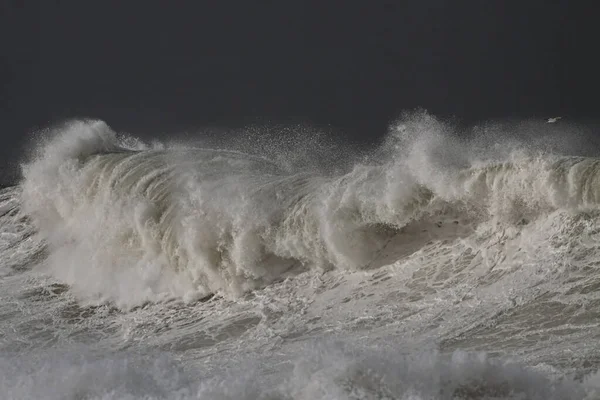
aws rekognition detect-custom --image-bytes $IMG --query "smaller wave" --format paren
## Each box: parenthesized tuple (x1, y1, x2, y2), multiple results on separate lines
(1, 344, 598, 399)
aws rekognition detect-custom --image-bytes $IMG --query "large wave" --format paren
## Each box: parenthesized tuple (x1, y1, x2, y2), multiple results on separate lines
(17, 113, 600, 307)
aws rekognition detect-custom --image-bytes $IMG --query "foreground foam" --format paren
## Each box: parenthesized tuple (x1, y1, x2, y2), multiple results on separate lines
(1, 344, 598, 400)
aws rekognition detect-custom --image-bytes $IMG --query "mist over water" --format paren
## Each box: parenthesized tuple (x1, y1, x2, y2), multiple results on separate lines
(3, 111, 600, 398)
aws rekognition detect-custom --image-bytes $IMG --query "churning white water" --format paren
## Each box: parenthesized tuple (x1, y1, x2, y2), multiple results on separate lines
(2, 112, 600, 399)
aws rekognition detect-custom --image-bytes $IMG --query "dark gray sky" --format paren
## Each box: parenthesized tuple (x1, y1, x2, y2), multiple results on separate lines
(1, 1, 597, 183)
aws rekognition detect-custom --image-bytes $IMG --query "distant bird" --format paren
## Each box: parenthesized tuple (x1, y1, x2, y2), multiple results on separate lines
(547, 116, 563, 123)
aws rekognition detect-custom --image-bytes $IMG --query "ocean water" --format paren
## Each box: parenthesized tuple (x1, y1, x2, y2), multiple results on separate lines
(2, 112, 600, 399)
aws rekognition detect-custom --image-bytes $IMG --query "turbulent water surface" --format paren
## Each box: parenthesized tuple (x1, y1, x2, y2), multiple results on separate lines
(2, 113, 600, 399)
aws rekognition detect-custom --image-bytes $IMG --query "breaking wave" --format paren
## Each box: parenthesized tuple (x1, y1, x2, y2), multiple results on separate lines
(16, 112, 600, 307)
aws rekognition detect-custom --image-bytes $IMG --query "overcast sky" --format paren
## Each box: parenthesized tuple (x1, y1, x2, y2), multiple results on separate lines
(1, 1, 597, 183)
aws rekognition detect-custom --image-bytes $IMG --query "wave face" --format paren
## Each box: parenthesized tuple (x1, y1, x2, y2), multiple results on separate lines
(17, 115, 600, 307)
